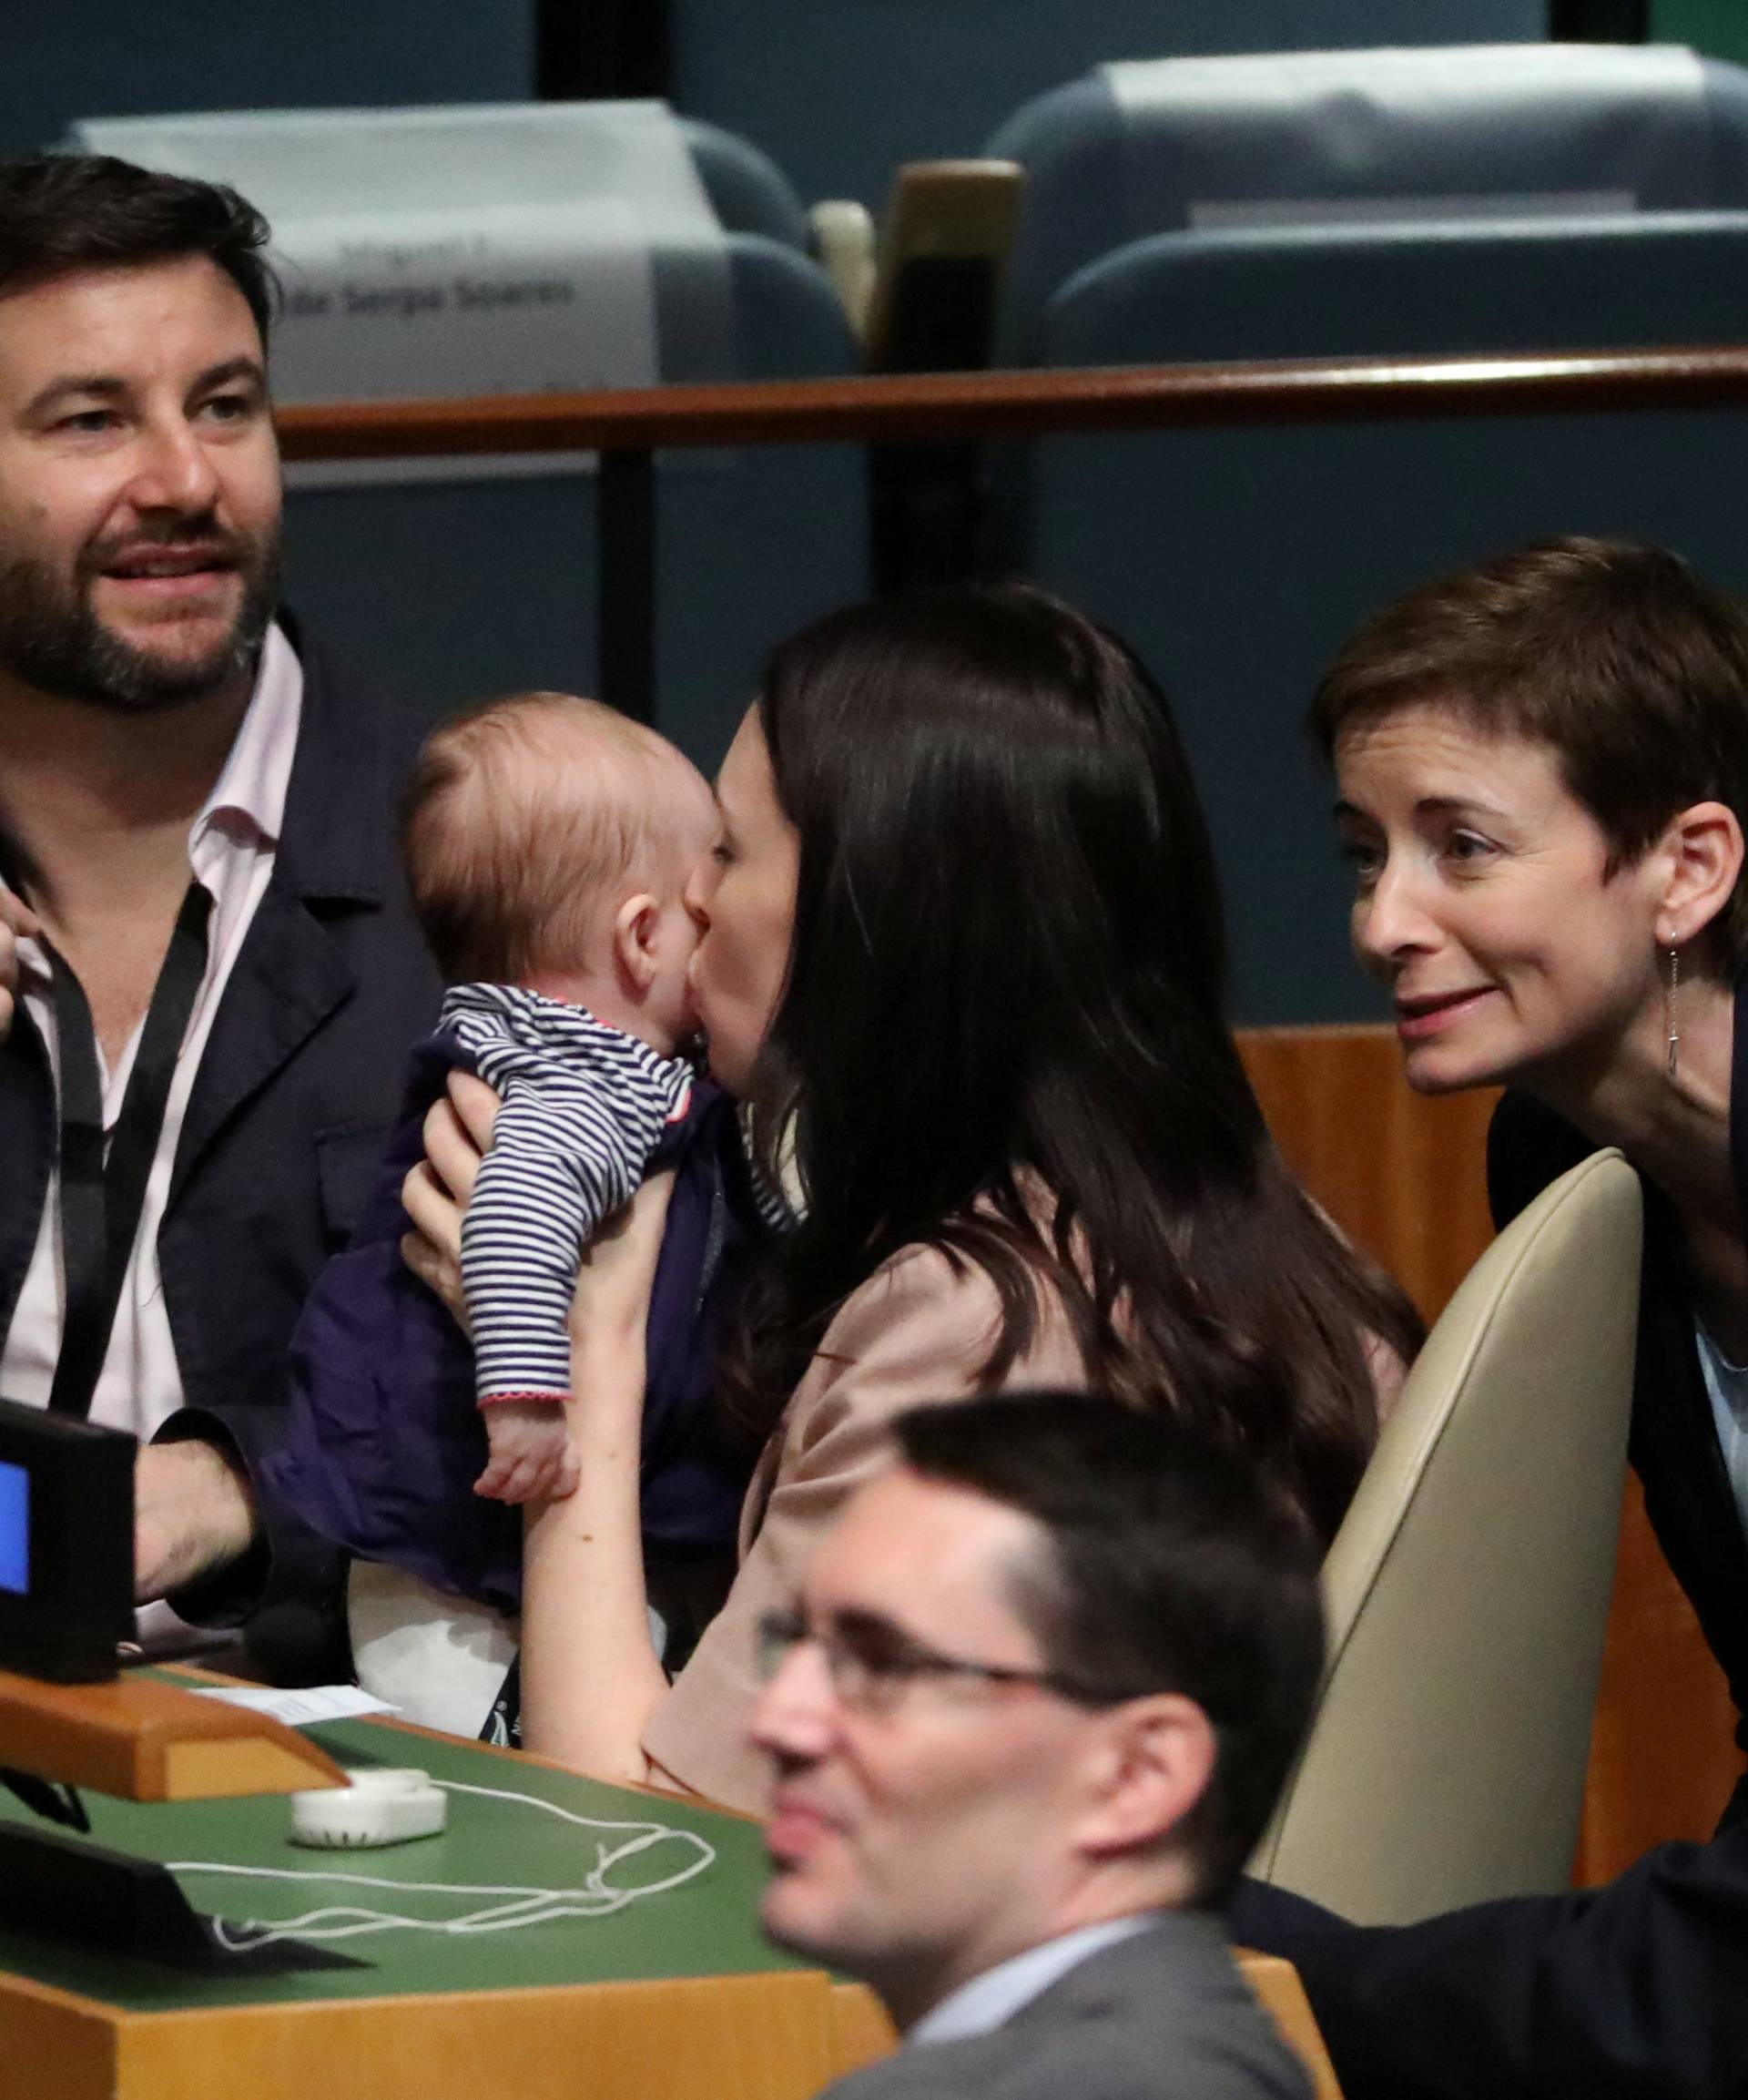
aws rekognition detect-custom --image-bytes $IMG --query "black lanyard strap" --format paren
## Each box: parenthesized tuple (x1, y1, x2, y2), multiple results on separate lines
(44, 882, 213, 1420)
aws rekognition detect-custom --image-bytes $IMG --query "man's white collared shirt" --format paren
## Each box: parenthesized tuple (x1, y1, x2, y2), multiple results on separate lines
(908, 1912, 1167, 2047)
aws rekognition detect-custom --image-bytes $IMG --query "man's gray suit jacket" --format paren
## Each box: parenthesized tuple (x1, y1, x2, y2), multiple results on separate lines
(826, 1915, 1311, 2100)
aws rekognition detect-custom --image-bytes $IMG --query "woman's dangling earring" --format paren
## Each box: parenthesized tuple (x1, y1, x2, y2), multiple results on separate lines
(1666, 943, 1682, 1082)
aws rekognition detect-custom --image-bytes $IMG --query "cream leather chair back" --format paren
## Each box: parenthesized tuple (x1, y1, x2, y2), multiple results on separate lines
(1250, 1148, 1642, 1922)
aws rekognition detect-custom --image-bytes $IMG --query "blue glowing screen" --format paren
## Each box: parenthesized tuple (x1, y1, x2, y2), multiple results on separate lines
(0, 1460, 26, 1595)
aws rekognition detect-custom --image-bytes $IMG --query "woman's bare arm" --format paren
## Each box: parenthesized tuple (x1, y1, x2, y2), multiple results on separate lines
(518, 1174, 675, 1782)
(400, 1070, 675, 1782)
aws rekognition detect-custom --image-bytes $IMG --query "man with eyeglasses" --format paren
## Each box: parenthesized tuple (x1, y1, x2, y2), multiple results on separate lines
(749, 1391, 1322, 2100)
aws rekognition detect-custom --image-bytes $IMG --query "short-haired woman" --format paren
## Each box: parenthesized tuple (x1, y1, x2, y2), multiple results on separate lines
(1319, 534, 1748, 1716)
(1236, 534, 1748, 2100)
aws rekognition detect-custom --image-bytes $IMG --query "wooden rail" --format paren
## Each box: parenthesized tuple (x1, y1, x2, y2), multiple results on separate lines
(274, 340, 1748, 725)
(276, 343, 1748, 460)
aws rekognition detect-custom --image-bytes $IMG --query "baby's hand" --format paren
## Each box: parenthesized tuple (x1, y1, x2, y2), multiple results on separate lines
(475, 1400, 581, 1504)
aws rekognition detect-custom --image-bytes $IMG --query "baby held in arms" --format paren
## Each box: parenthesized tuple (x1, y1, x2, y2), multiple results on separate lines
(271, 695, 768, 1621)
(409, 694, 717, 1503)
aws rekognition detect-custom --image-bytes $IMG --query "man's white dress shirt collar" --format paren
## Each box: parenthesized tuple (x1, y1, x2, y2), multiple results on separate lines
(909, 1911, 1167, 2047)
(10, 619, 301, 1103)
(195, 621, 300, 851)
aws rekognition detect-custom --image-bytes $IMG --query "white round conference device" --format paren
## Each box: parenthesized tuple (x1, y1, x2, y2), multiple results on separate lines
(289, 1768, 448, 1850)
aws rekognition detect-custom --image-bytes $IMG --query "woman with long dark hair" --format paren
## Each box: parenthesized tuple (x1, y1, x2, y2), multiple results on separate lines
(409, 584, 1418, 1809)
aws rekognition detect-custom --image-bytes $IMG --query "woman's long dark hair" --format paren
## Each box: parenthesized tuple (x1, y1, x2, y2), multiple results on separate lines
(723, 585, 1421, 1547)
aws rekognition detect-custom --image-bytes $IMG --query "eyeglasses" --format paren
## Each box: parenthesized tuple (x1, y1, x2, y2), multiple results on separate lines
(755, 1606, 1133, 1718)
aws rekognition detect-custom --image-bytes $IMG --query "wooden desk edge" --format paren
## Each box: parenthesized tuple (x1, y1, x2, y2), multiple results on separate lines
(158, 1663, 760, 1817)
(0, 1667, 348, 1801)
(0, 1960, 882, 2100)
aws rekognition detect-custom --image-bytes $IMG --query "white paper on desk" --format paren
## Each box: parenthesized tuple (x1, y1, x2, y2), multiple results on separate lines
(191, 1684, 399, 1728)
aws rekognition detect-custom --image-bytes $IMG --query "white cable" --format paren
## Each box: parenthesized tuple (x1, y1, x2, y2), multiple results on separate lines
(168, 1776, 716, 1951)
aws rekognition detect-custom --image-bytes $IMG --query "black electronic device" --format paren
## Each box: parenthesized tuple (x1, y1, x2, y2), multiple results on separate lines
(0, 1823, 363, 1973)
(0, 1396, 133, 1683)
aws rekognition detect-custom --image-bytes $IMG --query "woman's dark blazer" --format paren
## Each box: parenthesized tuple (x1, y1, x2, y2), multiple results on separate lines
(1229, 1004, 1748, 2100)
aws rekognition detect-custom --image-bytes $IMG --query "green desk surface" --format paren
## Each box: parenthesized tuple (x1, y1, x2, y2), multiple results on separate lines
(0, 1708, 803, 2013)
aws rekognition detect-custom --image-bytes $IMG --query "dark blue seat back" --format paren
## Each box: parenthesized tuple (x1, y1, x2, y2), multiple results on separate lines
(992, 45, 1748, 361)
(666, 2, 1542, 209)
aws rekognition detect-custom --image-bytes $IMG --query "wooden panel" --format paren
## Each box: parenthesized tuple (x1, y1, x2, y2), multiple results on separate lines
(1572, 1473, 1743, 1883)
(0, 1971, 118, 2100)
(826, 1983, 896, 2079)
(1237, 1952, 1343, 2100)
(0, 1973, 845, 2100)
(0, 1958, 1336, 2100)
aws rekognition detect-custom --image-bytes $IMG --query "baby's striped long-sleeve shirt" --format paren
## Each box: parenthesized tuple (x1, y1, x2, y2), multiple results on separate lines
(439, 984, 696, 1408)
